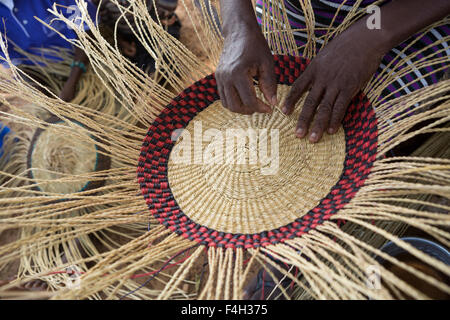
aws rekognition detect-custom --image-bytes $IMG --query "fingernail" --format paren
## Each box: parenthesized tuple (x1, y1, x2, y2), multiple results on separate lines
(328, 127, 335, 134)
(296, 128, 305, 138)
(310, 132, 318, 142)
(271, 95, 278, 106)
(282, 106, 288, 114)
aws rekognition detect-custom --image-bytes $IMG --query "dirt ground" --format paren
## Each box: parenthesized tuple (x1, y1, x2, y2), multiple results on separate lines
(176, 1, 218, 69)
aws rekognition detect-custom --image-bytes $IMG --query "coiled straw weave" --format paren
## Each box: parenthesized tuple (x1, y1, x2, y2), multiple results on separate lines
(0, 0, 449, 300)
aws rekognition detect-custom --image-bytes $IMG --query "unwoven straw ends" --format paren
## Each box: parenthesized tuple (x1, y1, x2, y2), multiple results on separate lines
(0, 0, 449, 299)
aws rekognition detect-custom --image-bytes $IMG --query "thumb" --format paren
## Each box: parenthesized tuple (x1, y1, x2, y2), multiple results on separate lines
(258, 60, 278, 107)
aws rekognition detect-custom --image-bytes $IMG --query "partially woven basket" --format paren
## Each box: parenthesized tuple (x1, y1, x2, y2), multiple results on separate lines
(27, 116, 111, 194)
(0, 0, 448, 300)
(139, 55, 376, 249)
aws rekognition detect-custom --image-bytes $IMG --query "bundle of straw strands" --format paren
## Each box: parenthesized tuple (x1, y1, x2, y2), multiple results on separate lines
(0, 0, 449, 300)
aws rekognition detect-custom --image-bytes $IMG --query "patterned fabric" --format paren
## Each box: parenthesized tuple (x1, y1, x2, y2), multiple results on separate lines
(0, 0, 97, 66)
(0, 123, 10, 158)
(256, 0, 450, 101)
(138, 55, 378, 249)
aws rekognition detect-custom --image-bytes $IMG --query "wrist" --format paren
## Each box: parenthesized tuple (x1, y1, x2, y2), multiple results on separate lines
(347, 18, 393, 57)
(221, 0, 259, 38)
(71, 60, 87, 74)
(355, 0, 450, 57)
(223, 18, 260, 37)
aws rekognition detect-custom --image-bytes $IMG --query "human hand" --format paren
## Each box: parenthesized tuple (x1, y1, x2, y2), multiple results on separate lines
(283, 24, 387, 143)
(215, 25, 278, 115)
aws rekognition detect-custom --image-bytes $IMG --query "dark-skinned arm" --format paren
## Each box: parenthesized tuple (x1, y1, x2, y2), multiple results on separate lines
(216, 0, 277, 115)
(216, 0, 450, 143)
(283, 0, 450, 143)
(59, 45, 89, 102)
(59, 46, 89, 102)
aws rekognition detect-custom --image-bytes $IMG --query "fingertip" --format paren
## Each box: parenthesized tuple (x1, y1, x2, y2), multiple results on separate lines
(259, 69, 277, 105)
(309, 132, 319, 143)
(328, 127, 337, 134)
(263, 105, 273, 113)
(282, 105, 289, 115)
(296, 127, 306, 138)
(257, 100, 272, 113)
(282, 101, 293, 115)
(270, 94, 278, 106)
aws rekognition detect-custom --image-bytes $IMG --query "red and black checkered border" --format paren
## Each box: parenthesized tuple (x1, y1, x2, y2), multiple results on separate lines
(137, 55, 378, 249)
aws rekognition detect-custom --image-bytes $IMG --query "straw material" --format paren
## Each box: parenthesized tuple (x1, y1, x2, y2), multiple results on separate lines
(168, 92, 346, 234)
(29, 119, 99, 194)
(0, 0, 449, 300)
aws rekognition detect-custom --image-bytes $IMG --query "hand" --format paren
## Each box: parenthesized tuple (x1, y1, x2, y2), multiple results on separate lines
(215, 25, 278, 115)
(59, 78, 77, 102)
(283, 23, 387, 143)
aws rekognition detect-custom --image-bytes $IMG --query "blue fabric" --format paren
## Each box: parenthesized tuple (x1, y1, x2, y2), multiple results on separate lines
(0, 0, 97, 65)
(0, 123, 11, 158)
